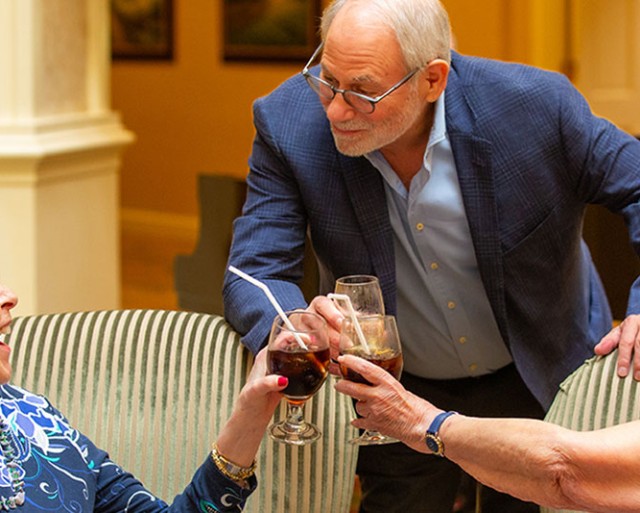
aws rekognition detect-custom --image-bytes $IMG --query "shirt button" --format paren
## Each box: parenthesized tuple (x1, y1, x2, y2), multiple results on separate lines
(430, 262, 439, 270)
(469, 363, 478, 372)
(416, 222, 424, 231)
(447, 301, 456, 309)
(458, 336, 467, 344)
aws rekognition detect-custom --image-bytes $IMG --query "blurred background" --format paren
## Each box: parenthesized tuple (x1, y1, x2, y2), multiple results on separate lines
(1, 0, 639, 319)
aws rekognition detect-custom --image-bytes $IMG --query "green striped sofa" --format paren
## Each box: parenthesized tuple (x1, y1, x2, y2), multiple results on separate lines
(541, 349, 640, 513)
(6, 309, 359, 512)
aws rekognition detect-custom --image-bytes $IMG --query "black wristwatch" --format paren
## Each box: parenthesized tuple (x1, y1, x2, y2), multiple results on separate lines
(425, 411, 457, 457)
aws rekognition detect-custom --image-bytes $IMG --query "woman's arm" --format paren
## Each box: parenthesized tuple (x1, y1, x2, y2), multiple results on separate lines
(94, 348, 287, 512)
(214, 348, 286, 470)
(440, 415, 640, 512)
(335, 354, 640, 513)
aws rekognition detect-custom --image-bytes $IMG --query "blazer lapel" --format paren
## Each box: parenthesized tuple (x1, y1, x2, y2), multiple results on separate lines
(337, 155, 397, 313)
(445, 59, 508, 341)
(447, 134, 508, 345)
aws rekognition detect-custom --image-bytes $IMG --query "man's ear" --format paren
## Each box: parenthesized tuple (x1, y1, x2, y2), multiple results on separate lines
(421, 59, 450, 102)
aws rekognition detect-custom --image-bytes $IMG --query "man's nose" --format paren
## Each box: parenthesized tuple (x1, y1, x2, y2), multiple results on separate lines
(324, 93, 357, 123)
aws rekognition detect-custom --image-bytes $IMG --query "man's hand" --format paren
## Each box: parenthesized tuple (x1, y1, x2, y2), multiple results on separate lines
(306, 295, 344, 375)
(594, 313, 640, 380)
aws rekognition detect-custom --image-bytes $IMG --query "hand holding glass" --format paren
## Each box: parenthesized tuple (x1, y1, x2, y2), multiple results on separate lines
(339, 314, 403, 445)
(267, 311, 330, 445)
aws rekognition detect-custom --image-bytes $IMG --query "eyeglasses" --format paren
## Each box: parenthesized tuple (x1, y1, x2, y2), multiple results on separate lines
(301, 43, 419, 114)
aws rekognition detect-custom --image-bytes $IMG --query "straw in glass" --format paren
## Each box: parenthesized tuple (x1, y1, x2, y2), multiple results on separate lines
(228, 266, 309, 350)
(327, 292, 371, 354)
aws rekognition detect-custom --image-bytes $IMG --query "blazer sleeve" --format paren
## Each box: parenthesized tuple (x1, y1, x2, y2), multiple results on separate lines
(223, 87, 311, 354)
(556, 73, 640, 315)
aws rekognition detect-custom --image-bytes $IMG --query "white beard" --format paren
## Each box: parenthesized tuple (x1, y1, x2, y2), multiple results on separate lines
(330, 92, 426, 157)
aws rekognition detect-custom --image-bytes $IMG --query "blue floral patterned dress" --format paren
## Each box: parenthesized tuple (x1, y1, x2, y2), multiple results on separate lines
(0, 384, 257, 512)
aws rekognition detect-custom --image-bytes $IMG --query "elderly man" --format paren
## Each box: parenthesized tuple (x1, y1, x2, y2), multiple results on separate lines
(224, 0, 640, 511)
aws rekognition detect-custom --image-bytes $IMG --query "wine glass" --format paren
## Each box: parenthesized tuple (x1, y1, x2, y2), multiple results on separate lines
(334, 274, 385, 315)
(338, 314, 404, 445)
(267, 311, 331, 445)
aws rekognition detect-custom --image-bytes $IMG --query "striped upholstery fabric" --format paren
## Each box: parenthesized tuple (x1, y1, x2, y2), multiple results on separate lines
(6, 309, 358, 512)
(541, 349, 640, 513)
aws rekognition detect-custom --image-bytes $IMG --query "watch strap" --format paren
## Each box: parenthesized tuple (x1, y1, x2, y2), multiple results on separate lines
(425, 411, 457, 457)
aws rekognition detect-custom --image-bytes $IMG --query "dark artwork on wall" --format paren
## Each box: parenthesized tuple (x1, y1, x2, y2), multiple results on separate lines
(111, 0, 173, 60)
(223, 0, 321, 61)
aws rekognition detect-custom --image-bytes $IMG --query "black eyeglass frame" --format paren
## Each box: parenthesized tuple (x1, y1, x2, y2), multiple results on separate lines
(301, 43, 419, 114)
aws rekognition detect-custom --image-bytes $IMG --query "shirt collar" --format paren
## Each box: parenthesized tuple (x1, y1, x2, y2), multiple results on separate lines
(429, 91, 447, 150)
(422, 91, 447, 172)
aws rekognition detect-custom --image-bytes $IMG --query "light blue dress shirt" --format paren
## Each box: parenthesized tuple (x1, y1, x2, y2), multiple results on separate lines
(365, 93, 513, 379)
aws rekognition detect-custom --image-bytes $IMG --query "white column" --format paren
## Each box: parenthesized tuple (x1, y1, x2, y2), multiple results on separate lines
(0, 0, 134, 315)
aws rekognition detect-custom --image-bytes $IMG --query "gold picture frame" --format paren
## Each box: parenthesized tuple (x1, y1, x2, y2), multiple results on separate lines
(223, 0, 321, 62)
(111, 0, 173, 60)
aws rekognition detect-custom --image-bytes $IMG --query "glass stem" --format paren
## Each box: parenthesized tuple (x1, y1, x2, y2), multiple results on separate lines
(284, 402, 307, 433)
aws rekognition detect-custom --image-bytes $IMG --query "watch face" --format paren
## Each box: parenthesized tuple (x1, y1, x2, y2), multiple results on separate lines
(425, 434, 442, 455)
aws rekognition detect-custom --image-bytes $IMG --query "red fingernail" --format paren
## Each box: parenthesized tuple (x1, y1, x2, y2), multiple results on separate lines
(278, 376, 288, 387)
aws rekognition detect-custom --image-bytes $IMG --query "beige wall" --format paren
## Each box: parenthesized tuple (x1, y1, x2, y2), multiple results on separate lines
(112, 0, 301, 216)
(112, 0, 565, 217)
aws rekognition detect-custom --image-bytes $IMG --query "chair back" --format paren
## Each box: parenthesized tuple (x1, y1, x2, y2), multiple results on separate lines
(6, 309, 358, 512)
(541, 349, 640, 513)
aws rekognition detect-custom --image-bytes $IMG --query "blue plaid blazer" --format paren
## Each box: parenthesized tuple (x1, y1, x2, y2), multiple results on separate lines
(224, 51, 640, 408)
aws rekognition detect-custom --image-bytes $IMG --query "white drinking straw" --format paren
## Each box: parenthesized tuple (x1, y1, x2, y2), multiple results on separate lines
(327, 293, 371, 354)
(228, 266, 309, 350)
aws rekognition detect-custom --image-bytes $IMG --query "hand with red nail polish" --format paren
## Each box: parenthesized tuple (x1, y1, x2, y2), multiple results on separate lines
(215, 347, 288, 475)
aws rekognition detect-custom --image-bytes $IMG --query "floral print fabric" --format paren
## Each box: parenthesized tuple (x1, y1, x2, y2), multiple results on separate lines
(0, 384, 256, 512)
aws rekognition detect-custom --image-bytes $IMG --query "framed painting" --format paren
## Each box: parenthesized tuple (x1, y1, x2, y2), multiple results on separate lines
(223, 0, 322, 62)
(111, 0, 174, 60)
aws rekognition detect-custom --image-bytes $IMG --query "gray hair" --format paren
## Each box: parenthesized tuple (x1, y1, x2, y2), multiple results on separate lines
(320, 0, 452, 69)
